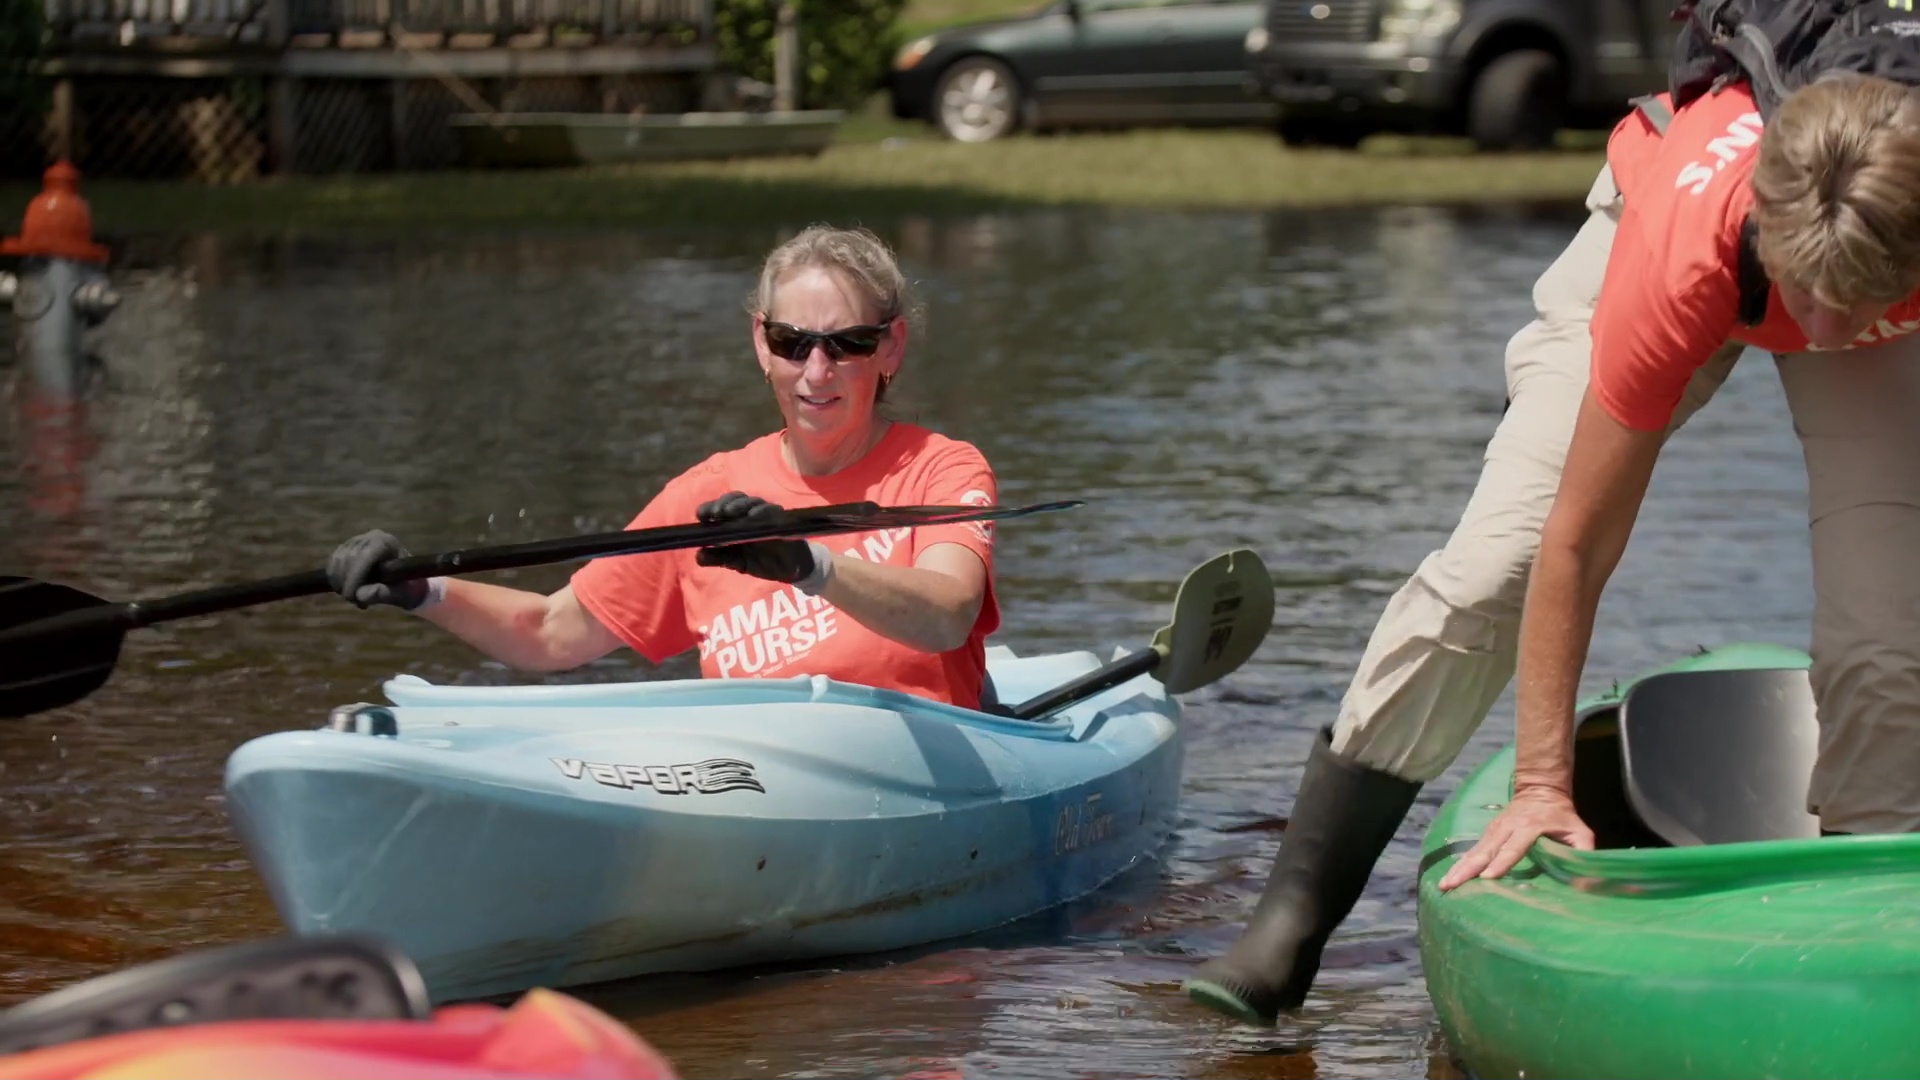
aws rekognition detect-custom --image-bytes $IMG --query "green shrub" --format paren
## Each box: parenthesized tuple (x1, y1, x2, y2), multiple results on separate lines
(715, 0, 909, 111)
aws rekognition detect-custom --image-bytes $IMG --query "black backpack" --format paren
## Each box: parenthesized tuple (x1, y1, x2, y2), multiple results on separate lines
(1654, 0, 1920, 121)
(1632, 0, 1920, 324)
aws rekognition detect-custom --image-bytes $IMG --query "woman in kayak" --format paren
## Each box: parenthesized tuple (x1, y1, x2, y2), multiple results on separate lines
(323, 225, 1001, 711)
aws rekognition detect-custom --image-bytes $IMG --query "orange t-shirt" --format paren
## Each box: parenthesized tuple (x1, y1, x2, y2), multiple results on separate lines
(1590, 84, 1920, 432)
(568, 422, 1000, 709)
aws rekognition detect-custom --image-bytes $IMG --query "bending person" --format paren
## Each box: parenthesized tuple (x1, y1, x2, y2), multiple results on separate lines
(1440, 76, 1920, 880)
(1188, 73, 1920, 1023)
(323, 225, 1001, 711)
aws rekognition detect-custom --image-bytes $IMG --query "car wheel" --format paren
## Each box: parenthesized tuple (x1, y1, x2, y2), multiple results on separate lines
(1276, 115, 1368, 149)
(1466, 49, 1565, 152)
(934, 56, 1021, 143)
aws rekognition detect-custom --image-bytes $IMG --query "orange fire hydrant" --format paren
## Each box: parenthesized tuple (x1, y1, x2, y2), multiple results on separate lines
(1, 161, 118, 400)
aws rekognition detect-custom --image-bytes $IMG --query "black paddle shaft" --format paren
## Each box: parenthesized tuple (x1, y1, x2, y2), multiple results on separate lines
(1007, 647, 1162, 721)
(20, 505, 887, 642)
(0, 499, 1083, 650)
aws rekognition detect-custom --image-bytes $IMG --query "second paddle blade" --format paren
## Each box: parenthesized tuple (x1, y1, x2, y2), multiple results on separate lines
(1156, 548, 1274, 695)
(0, 577, 123, 719)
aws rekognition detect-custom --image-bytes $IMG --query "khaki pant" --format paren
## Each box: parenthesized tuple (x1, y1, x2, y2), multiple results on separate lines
(1328, 163, 1920, 833)
(1782, 338, 1920, 833)
(1329, 165, 1734, 780)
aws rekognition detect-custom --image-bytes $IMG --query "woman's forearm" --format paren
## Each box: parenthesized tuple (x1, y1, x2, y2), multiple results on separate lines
(1511, 392, 1664, 796)
(1511, 533, 1605, 796)
(1514, 488, 1655, 793)
(811, 548, 984, 654)
(417, 579, 613, 672)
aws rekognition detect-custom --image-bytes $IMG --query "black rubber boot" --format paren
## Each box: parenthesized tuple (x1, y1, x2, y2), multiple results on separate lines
(1182, 725, 1423, 1026)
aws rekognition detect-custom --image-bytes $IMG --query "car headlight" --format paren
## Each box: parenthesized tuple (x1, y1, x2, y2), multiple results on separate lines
(894, 36, 936, 70)
(1244, 26, 1269, 53)
(1378, 0, 1460, 41)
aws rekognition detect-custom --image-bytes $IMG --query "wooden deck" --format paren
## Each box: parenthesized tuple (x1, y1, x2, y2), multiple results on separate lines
(48, 0, 709, 46)
(22, 0, 721, 179)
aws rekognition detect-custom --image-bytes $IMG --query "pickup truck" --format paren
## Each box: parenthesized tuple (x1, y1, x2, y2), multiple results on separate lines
(1245, 0, 1678, 150)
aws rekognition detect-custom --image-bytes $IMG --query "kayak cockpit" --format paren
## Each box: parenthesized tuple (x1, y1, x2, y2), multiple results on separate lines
(1571, 663, 1820, 850)
(1570, 703, 1669, 850)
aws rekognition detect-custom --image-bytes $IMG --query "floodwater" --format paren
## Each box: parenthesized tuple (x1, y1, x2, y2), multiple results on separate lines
(0, 203, 1814, 1078)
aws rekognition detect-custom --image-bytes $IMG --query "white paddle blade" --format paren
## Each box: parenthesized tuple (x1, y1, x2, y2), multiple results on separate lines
(1155, 548, 1275, 695)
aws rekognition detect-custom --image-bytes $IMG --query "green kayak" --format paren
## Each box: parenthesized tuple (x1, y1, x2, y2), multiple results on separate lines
(1419, 642, 1920, 1080)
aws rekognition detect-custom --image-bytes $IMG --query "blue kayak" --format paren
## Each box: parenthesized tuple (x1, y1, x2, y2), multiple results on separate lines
(223, 645, 1187, 1004)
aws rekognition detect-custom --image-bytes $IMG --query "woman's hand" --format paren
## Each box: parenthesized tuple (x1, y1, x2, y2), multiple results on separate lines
(693, 492, 822, 586)
(326, 530, 431, 610)
(1437, 785, 1595, 891)
(689, 491, 988, 654)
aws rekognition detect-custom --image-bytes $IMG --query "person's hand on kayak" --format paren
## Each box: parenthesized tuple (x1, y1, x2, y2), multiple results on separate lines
(694, 492, 825, 586)
(328, 530, 431, 611)
(1437, 785, 1594, 891)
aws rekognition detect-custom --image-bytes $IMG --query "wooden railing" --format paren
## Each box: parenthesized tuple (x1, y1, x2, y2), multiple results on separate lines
(49, 0, 273, 41)
(43, 0, 712, 45)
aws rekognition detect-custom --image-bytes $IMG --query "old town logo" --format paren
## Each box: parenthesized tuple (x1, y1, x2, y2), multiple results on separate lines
(552, 756, 766, 795)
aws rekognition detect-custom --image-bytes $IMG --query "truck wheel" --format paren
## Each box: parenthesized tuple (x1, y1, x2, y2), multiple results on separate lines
(934, 56, 1022, 143)
(1466, 49, 1564, 152)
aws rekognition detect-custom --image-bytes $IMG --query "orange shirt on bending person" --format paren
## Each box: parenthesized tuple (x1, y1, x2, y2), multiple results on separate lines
(1591, 84, 1920, 432)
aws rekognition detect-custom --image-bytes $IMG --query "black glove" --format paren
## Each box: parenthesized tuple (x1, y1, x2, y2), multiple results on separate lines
(693, 492, 819, 585)
(326, 529, 431, 611)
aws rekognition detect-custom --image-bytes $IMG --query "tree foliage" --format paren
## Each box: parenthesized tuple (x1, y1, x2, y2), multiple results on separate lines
(715, 0, 909, 111)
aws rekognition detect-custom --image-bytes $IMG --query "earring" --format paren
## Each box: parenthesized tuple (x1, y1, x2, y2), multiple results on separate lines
(879, 374, 893, 390)
(764, 370, 771, 383)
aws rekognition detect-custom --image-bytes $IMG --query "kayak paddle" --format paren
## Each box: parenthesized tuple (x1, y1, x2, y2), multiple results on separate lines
(1004, 547, 1274, 720)
(0, 499, 1081, 720)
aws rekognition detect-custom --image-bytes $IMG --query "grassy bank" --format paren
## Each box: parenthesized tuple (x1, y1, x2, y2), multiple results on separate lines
(0, 122, 1604, 236)
(897, 0, 1038, 40)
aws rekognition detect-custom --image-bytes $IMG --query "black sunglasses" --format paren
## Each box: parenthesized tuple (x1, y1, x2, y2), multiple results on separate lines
(762, 319, 890, 362)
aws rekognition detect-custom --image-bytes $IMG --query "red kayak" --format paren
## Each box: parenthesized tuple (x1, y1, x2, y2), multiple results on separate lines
(0, 988, 677, 1080)
(0, 936, 677, 1080)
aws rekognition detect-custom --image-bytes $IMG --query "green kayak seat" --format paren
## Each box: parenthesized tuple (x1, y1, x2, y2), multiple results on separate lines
(1617, 666, 1822, 847)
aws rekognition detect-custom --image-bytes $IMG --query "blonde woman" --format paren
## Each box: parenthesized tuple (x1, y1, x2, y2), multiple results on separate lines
(1442, 75, 1920, 868)
(1190, 72, 1920, 1026)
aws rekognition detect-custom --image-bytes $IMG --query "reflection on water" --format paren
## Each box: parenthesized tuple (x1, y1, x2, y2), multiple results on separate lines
(0, 201, 1812, 1077)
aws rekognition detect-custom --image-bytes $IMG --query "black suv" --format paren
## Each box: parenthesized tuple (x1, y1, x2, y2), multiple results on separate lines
(1246, 0, 1678, 150)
